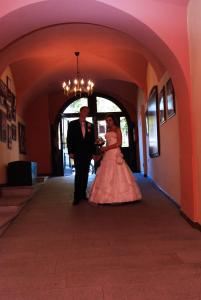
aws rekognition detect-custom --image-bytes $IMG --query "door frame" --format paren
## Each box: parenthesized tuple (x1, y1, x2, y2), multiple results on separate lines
(52, 93, 138, 175)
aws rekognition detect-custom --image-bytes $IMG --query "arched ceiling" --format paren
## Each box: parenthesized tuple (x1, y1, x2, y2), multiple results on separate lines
(0, 0, 189, 114)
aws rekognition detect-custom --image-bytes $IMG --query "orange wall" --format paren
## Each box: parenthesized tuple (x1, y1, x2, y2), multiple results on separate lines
(25, 94, 51, 175)
(188, 0, 201, 223)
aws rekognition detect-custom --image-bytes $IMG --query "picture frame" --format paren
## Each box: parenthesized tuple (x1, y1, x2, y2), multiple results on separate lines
(0, 79, 7, 107)
(147, 86, 160, 157)
(159, 86, 166, 125)
(6, 76, 12, 91)
(166, 79, 176, 119)
(11, 124, 17, 140)
(7, 124, 12, 149)
(0, 109, 7, 143)
(11, 93, 16, 121)
(18, 122, 26, 154)
(6, 103, 12, 121)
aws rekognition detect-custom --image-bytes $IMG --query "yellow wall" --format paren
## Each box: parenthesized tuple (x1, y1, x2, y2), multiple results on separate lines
(146, 64, 181, 204)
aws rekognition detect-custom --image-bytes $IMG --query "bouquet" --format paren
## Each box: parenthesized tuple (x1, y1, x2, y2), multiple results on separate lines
(95, 137, 105, 147)
(95, 136, 105, 156)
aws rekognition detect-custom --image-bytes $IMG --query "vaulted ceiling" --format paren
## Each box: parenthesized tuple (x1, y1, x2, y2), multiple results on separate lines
(0, 0, 189, 114)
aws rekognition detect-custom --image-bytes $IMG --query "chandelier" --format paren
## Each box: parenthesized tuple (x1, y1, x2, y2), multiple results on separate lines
(62, 52, 94, 96)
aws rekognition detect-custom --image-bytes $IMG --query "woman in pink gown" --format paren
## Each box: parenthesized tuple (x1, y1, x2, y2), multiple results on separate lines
(89, 114, 142, 204)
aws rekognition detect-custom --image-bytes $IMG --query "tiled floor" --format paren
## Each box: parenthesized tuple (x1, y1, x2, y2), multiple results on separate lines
(0, 175, 201, 300)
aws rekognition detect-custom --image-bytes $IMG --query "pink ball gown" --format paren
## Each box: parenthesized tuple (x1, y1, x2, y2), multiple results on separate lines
(89, 131, 142, 204)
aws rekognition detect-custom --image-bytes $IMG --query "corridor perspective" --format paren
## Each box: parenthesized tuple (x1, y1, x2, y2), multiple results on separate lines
(1, 175, 201, 300)
(1, 1, 201, 299)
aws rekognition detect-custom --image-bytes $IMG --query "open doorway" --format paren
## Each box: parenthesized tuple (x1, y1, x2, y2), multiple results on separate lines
(53, 94, 138, 176)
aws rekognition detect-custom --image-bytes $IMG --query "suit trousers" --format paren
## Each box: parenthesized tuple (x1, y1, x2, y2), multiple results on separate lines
(74, 156, 91, 202)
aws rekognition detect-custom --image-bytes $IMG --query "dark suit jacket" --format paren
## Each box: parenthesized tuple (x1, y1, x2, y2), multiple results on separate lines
(67, 119, 96, 159)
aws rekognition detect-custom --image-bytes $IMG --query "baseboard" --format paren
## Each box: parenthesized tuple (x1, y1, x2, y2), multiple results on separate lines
(180, 211, 201, 232)
(147, 176, 180, 209)
(147, 176, 201, 231)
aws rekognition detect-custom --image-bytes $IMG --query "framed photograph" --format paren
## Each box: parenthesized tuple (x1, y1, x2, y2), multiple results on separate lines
(11, 124, 17, 140)
(0, 109, 7, 143)
(166, 79, 176, 119)
(6, 76, 11, 91)
(11, 94, 16, 121)
(6, 104, 12, 121)
(7, 124, 12, 149)
(0, 79, 7, 107)
(147, 86, 160, 157)
(159, 86, 166, 125)
(18, 122, 26, 154)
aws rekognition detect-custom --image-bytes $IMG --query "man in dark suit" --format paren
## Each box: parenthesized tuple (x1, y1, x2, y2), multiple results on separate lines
(67, 106, 96, 205)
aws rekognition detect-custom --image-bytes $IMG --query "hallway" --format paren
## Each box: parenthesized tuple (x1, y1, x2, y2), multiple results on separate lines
(0, 175, 201, 300)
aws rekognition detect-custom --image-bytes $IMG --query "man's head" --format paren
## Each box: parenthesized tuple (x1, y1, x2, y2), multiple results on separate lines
(80, 106, 89, 120)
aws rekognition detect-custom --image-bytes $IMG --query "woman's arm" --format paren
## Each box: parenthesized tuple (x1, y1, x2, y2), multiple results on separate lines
(103, 128, 122, 152)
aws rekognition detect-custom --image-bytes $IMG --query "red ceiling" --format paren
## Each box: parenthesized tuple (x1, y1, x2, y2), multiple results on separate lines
(0, 0, 189, 113)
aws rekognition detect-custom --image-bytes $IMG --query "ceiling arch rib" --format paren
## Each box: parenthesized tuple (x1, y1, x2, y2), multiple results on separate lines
(1, 23, 164, 79)
(1, 22, 163, 113)
(0, 0, 188, 82)
(0, 0, 190, 122)
(13, 50, 145, 115)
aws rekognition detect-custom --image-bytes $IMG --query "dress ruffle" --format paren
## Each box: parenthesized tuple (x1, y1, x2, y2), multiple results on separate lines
(89, 131, 142, 204)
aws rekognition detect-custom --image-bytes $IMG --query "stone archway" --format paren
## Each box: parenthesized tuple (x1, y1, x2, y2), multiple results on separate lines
(0, 0, 195, 220)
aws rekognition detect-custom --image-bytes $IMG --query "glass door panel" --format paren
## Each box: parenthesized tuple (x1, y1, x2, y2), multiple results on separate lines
(120, 116, 129, 147)
(97, 119, 107, 143)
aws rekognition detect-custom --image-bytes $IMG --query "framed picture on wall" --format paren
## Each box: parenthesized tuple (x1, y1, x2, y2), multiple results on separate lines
(18, 122, 26, 154)
(0, 80, 7, 107)
(166, 78, 176, 119)
(6, 103, 12, 121)
(7, 124, 12, 149)
(147, 86, 160, 157)
(0, 109, 7, 143)
(6, 76, 11, 91)
(11, 124, 17, 140)
(159, 86, 166, 125)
